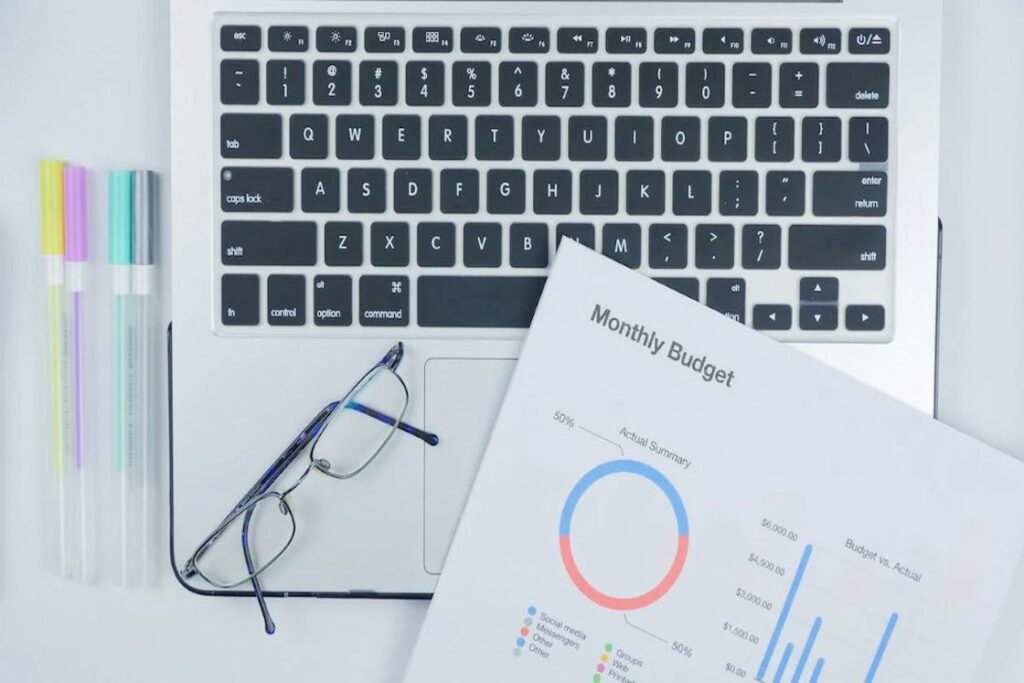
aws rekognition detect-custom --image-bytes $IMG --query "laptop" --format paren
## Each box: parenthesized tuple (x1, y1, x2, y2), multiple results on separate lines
(169, 0, 941, 598)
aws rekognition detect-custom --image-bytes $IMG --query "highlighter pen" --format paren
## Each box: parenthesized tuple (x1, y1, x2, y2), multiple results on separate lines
(64, 165, 94, 581)
(108, 171, 135, 585)
(41, 160, 75, 577)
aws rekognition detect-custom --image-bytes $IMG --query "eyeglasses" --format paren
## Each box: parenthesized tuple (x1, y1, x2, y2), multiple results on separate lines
(180, 342, 438, 634)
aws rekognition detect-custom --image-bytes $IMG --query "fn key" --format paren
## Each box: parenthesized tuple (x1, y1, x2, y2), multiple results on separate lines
(222, 274, 260, 325)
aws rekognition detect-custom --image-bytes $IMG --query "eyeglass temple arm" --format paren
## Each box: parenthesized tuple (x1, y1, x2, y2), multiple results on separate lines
(346, 401, 440, 446)
(241, 507, 276, 635)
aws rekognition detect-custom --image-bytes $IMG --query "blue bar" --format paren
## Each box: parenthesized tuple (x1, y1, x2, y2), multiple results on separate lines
(791, 616, 823, 682)
(757, 544, 814, 681)
(865, 613, 899, 682)
(810, 658, 825, 683)
(773, 643, 795, 683)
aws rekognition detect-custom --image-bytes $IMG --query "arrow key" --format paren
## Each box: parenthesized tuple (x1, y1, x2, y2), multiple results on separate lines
(753, 304, 792, 331)
(845, 305, 885, 331)
(557, 28, 598, 54)
(800, 277, 838, 303)
(800, 304, 839, 331)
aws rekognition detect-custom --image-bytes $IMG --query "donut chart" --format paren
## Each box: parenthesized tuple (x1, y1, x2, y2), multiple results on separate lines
(559, 459, 690, 610)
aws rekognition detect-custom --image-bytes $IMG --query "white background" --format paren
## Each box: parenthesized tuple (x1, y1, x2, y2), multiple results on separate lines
(0, 0, 1022, 680)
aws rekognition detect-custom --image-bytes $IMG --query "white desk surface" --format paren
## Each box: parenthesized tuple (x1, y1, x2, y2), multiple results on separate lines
(1, 1, 1022, 680)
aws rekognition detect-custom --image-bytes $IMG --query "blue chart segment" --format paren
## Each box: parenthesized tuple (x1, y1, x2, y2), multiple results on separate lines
(755, 544, 900, 682)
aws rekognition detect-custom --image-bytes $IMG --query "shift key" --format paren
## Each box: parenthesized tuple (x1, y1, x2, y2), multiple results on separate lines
(221, 167, 294, 212)
(813, 171, 887, 217)
(789, 225, 886, 270)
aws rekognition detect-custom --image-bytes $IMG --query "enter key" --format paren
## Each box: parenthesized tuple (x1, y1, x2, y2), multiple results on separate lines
(813, 171, 887, 217)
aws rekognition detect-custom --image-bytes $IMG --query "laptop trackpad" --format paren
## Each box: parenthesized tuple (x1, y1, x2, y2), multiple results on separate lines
(424, 358, 515, 574)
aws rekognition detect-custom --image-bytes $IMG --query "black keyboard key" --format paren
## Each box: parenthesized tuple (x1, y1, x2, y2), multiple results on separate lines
(222, 274, 259, 325)
(706, 278, 745, 323)
(476, 115, 514, 160)
(703, 28, 743, 54)
(625, 170, 664, 215)
(499, 62, 538, 106)
(522, 116, 561, 161)
(510, 223, 549, 267)
(558, 28, 598, 54)
(800, 305, 838, 331)
(556, 223, 595, 249)
(221, 60, 259, 104)
(312, 61, 352, 106)
(639, 63, 678, 107)
(418, 276, 546, 328)
(686, 63, 725, 108)
(382, 114, 421, 160)
(546, 62, 585, 107)
(801, 277, 839, 302)
(336, 115, 374, 159)
(780, 63, 819, 108)
(602, 223, 641, 268)
(267, 60, 304, 104)
(394, 168, 432, 213)
(753, 304, 791, 330)
(413, 27, 453, 53)
(615, 116, 654, 161)
(649, 224, 687, 268)
(672, 171, 712, 216)
(766, 171, 805, 216)
(359, 276, 409, 327)
(464, 223, 502, 267)
(360, 61, 399, 105)
(487, 169, 526, 214)
(656, 278, 699, 301)
(290, 114, 328, 159)
(593, 63, 631, 107)
(755, 117, 795, 162)
(751, 28, 792, 55)
(827, 63, 889, 108)
(221, 25, 260, 52)
(268, 26, 308, 52)
(661, 117, 701, 161)
(453, 61, 491, 106)
(802, 117, 841, 162)
(316, 26, 357, 52)
(696, 224, 735, 269)
(569, 116, 607, 161)
(708, 117, 747, 162)
(741, 224, 781, 269)
(849, 117, 889, 162)
(406, 61, 445, 106)
(733, 63, 772, 108)
(221, 220, 316, 266)
(429, 115, 468, 160)
(325, 222, 363, 266)
(267, 275, 305, 326)
(370, 222, 409, 266)
(347, 168, 387, 213)
(461, 27, 501, 53)
(533, 170, 572, 215)
(846, 305, 885, 331)
(720, 171, 758, 216)
(440, 169, 479, 213)
(313, 275, 353, 326)
(789, 225, 886, 270)
(417, 222, 456, 267)
(813, 171, 887, 217)
(221, 113, 281, 159)
(654, 28, 695, 54)
(606, 28, 647, 54)
(221, 167, 293, 213)
(510, 27, 550, 53)
(800, 28, 841, 55)
(850, 29, 891, 55)
(579, 170, 618, 215)
(301, 168, 340, 213)
(366, 27, 405, 53)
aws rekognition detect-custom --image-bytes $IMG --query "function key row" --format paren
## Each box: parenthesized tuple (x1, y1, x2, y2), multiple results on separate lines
(221, 25, 891, 55)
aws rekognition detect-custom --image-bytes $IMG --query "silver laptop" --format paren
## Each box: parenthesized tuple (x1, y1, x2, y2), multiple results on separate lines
(169, 0, 941, 600)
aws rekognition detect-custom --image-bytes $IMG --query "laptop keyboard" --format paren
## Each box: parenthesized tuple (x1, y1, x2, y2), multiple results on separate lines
(215, 16, 894, 341)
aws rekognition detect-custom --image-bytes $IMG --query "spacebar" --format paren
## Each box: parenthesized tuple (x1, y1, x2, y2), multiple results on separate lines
(418, 276, 547, 328)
